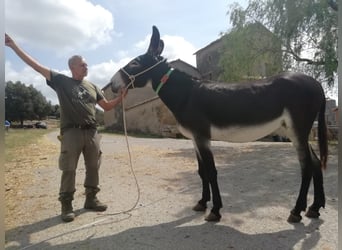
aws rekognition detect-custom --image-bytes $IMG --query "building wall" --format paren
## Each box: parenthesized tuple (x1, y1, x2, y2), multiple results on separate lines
(103, 84, 157, 131)
(325, 99, 337, 125)
(170, 59, 201, 79)
(195, 23, 282, 81)
(102, 86, 117, 129)
(195, 39, 225, 80)
(124, 97, 179, 137)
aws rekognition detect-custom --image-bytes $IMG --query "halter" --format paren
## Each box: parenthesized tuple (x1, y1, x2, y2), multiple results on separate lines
(119, 58, 171, 92)
(155, 68, 174, 95)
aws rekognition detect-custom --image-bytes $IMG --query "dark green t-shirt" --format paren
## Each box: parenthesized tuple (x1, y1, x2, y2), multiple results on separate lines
(47, 71, 104, 130)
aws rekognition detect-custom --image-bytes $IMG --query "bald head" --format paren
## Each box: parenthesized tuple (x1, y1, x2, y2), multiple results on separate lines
(68, 55, 88, 80)
(68, 55, 84, 69)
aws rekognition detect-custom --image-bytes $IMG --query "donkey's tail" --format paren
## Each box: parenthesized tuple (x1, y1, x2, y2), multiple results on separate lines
(317, 98, 328, 169)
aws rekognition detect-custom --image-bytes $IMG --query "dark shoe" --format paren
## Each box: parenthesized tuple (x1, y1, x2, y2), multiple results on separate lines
(84, 187, 107, 211)
(61, 200, 75, 222)
(84, 196, 107, 211)
(59, 193, 75, 222)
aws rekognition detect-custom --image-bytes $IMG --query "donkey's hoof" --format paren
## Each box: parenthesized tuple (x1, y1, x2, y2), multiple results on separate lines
(305, 209, 320, 219)
(287, 213, 302, 223)
(192, 203, 206, 212)
(205, 212, 221, 222)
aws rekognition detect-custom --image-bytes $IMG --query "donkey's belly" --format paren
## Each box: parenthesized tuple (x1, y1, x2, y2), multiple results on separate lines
(179, 110, 291, 143)
(211, 121, 281, 142)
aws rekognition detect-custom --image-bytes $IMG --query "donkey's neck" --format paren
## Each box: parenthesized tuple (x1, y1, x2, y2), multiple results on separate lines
(150, 62, 171, 90)
(154, 65, 195, 116)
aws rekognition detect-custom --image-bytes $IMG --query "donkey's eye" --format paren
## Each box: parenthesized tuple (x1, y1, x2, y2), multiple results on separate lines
(130, 60, 140, 67)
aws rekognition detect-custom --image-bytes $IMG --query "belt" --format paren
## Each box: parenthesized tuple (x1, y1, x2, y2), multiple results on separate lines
(67, 124, 97, 129)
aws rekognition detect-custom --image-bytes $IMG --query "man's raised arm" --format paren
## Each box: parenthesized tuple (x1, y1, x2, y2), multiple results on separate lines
(5, 34, 51, 81)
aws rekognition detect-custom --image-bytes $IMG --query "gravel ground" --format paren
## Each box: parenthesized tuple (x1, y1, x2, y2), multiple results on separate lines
(5, 130, 338, 250)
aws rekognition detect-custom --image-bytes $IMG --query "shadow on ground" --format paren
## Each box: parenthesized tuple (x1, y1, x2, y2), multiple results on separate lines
(6, 212, 325, 250)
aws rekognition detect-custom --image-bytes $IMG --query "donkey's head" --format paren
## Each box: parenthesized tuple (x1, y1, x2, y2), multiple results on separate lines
(110, 26, 165, 93)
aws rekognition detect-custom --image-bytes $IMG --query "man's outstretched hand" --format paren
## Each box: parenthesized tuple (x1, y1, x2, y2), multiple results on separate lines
(5, 33, 14, 47)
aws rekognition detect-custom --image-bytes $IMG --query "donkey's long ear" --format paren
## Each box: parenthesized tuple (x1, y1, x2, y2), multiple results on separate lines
(147, 26, 161, 55)
(156, 39, 164, 56)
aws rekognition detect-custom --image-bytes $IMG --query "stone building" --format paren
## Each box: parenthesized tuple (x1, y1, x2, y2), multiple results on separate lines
(195, 22, 283, 81)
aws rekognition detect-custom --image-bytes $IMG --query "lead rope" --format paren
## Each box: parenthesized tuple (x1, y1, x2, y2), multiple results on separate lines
(120, 93, 141, 211)
(95, 86, 141, 216)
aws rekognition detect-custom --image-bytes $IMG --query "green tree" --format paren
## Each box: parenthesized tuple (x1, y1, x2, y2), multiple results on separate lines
(228, 0, 338, 86)
(219, 22, 282, 82)
(5, 81, 53, 124)
(27, 85, 52, 120)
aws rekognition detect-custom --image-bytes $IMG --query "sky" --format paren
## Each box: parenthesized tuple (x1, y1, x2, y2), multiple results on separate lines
(5, 0, 248, 105)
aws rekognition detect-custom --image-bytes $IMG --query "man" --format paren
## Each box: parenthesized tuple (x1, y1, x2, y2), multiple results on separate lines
(5, 34, 126, 222)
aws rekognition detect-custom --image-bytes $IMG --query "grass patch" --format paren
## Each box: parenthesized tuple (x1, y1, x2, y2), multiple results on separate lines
(5, 129, 52, 162)
(4, 128, 59, 229)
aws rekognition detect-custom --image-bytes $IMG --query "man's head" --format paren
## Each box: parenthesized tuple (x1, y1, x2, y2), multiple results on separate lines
(68, 55, 88, 80)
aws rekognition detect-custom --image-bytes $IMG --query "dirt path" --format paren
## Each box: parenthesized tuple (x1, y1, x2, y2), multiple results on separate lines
(5, 130, 338, 249)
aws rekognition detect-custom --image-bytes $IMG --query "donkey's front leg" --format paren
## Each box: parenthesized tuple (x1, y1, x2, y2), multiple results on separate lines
(193, 139, 222, 221)
(192, 180, 210, 212)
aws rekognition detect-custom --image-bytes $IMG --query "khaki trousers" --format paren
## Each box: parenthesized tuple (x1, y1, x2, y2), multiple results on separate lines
(58, 128, 102, 194)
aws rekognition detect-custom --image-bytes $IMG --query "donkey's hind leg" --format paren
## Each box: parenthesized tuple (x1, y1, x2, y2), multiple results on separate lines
(305, 145, 325, 219)
(288, 140, 313, 223)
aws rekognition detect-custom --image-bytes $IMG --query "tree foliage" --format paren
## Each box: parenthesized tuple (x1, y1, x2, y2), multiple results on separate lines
(228, 0, 338, 86)
(219, 22, 283, 82)
(5, 81, 57, 124)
